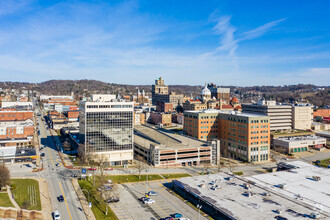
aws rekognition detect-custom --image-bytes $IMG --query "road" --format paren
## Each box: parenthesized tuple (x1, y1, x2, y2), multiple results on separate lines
(10, 100, 87, 220)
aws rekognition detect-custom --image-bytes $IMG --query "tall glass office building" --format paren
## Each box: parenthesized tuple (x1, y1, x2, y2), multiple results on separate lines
(79, 95, 134, 166)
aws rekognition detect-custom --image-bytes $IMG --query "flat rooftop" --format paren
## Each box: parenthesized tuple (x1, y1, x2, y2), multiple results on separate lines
(134, 125, 209, 150)
(176, 161, 330, 219)
(246, 161, 330, 215)
(275, 135, 326, 142)
(185, 109, 268, 118)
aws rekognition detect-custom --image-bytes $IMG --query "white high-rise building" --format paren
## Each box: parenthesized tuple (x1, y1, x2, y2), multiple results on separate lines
(242, 100, 292, 131)
(79, 95, 134, 166)
(292, 103, 313, 130)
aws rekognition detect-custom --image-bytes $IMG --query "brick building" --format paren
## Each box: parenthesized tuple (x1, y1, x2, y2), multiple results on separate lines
(0, 111, 34, 121)
(184, 110, 270, 163)
(156, 101, 173, 113)
(67, 110, 79, 119)
(150, 112, 172, 126)
(313, 109, 330, 118)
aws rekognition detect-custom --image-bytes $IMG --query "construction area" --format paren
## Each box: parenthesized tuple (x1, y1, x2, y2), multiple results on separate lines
(134, 125, 220, 167)
(173, 161, 330, 220)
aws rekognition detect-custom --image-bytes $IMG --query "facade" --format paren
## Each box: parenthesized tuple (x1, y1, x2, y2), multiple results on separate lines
(150, 112, 172, 126)
(292, 104, 313, 130)
(67, 110, 79, 119)
(184, 110, 270, 163)
(207, 83, 230, 104)
(0, 120, 34, 147)
(134, 112, 145, 125)
(152, 77, 168, 105)
(79, 95, 134, 166)
(156, 101, 173, 113)
(273, 136, 326, 154)
(151, 77, 183, 109)
(242, 100, 292, 131)
(0, 110, 34, 121)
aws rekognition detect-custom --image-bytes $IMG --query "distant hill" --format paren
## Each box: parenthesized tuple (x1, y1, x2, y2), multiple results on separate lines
(0, 80, 328, 106)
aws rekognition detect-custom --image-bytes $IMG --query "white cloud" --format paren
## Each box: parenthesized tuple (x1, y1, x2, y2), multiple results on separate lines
(241, 18, 286, 40)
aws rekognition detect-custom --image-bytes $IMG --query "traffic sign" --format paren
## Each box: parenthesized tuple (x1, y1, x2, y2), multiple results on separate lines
(82, 168, 86, 174)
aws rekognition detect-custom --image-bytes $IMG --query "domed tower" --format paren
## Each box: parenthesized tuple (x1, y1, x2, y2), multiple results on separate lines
(201, 84, 211, 102)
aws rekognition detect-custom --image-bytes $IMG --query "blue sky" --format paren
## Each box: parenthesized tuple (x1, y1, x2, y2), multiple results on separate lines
(0, 0, 329, 86)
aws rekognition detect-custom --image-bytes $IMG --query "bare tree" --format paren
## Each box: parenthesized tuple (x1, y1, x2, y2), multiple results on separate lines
(216, 158, 222, 173)
(135, 156, 146, 179)
(227, 159, 237, 174)
(224, 150, 236, 174)
(0, 165, 10, 188)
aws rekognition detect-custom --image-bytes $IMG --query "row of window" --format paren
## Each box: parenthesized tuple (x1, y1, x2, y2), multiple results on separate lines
(87, 105, 133, 109)
(251, 125, 269, 129)
(251, 130, 269, 134)
(251, 119, 269, 123)
(251, 136, 268, 140)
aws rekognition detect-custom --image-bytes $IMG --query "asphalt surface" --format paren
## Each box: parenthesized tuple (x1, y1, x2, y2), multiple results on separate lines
(115, 180, 208, 220)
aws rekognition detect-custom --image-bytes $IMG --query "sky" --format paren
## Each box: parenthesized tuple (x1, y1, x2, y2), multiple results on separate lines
(0, 0, 329, 86)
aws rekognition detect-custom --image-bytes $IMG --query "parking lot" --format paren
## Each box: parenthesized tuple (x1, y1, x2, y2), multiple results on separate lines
(110, 180, 208, 220)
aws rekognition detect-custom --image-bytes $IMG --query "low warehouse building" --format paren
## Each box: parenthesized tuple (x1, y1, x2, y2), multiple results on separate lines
(174, 161, 330, 220)
(273, 135, 326, 153)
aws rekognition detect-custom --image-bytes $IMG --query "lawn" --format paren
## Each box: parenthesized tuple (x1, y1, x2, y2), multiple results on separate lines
(162, 173, 191, 179)
(10, 179, 41, 210)
(105, 174, 164, 184)
(317, 158, 330, 168)
(78, 179, 118, 220)
(0, 193, 15, 207)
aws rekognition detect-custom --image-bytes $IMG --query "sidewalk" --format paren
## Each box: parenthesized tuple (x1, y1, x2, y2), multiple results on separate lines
(6, 186, 20, 209)
(72, 179, 96, 220)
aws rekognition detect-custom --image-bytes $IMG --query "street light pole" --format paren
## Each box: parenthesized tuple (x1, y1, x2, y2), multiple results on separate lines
(197, 204, 202, 220)
(145, 169, 149, 194)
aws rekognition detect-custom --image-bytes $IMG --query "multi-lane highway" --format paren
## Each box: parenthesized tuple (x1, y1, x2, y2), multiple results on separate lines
(34, 101, 86, 220)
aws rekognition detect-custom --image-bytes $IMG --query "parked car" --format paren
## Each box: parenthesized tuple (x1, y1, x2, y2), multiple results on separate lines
(53, 210, 61, 220)
(172, 213, 183, 218)
(106, 196, 119, 203)
(71, 174, 77, 178)
(163, 217, 173, 220)
(144, 198, 155, 204)
(88, 167, 97, 171)
(57, 195, 64, 202)
(104, 167, 113, 171)
(140, 197, 148, 202)
(148, 191, 158, 196)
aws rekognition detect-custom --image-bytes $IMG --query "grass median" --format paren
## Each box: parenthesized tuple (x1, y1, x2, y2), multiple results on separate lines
(102, 173, 192, 184)
(78, 179, 118, 220)
(0, 193, 15, 207)
(10, 179, 41, 210)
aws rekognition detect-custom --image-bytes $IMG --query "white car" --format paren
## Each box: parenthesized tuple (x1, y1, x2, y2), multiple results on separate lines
(179, 218, 191, 220)
(144, 198, 155, 204)
(53, 210, 60, 220)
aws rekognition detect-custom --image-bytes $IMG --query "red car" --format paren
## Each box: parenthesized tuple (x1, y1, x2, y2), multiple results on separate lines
(105, 167, 113, 171)
(88, 167, 97, 171)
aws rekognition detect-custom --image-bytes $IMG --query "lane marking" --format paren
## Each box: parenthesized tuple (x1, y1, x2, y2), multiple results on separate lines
(59, 181, 73, 220)
(40, 117, 55, 167)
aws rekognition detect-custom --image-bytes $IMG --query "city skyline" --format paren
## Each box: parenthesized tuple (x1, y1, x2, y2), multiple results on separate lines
(0, 0, 329, 86)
